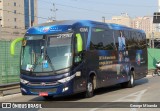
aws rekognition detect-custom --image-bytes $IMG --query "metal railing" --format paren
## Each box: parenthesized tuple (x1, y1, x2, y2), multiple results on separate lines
(0, 40, 21, 84)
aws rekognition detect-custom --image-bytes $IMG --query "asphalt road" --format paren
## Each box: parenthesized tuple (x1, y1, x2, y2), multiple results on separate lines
(0, 75, 160, 111)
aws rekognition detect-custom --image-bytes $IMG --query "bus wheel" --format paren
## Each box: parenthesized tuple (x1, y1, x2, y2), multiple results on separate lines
(85, 77, 94, 98)
(43, 96, 53, 100)
(121, 71, 135, 88)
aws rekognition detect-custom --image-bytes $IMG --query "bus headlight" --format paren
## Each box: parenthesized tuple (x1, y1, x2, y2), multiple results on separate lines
(58, 74, 75, 83)
(20, 78, 29, 84)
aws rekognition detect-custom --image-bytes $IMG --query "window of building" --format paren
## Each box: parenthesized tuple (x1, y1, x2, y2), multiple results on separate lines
(14, 18, 16, 22)
(14, 10, 16, 14)
(15, 26, 17, 29)
(14, 2, 16, 6)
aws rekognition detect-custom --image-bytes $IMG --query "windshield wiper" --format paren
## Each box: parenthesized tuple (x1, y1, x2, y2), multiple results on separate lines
(45, 52, 55, 72)
(32, 54, 43, 72)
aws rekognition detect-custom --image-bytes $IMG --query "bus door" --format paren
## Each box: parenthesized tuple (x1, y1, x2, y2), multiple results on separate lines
(73, 27, 89, 93)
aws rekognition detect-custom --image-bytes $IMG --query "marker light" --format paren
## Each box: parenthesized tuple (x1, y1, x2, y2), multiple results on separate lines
(58, 74, 75, 83)
(20, 78, 29, 84)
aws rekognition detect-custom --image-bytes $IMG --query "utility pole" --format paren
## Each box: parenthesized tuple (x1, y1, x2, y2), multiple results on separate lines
(50, 3, 58, 21)
(158, 0, 160, 32)
(0, 16, 1, 38)
(102, 16, 105, 23)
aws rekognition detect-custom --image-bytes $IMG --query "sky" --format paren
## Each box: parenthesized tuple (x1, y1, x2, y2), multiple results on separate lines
(38, 0, 159, 24)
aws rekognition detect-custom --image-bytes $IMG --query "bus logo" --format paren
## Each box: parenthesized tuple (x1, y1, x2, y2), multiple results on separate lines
(42, 27, 50, 32)
(80, 28, 88, 32)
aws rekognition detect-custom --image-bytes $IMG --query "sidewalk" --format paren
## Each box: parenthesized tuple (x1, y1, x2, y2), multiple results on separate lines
(2, 88, 20, 96)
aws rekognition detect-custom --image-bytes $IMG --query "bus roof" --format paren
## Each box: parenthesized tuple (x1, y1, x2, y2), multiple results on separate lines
(34, 20, 109, 27)
(26, 20, 145, 34)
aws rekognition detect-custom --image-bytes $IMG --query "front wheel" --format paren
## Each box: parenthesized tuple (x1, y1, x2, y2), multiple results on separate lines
(121, 71, 135, 88)
(85, 77, 94, 98)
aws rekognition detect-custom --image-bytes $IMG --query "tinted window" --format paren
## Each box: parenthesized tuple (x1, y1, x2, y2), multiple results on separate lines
(90, 28, 114, 50)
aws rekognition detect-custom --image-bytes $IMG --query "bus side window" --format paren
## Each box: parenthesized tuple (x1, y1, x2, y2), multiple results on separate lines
(142, 33, 147, 49)
(124, 30, 129, 50)
(90, 28, 114, 50)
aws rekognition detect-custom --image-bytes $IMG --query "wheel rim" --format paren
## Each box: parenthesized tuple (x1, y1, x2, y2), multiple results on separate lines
(88, 82, 93, 93)
(131, 74, 134, 85)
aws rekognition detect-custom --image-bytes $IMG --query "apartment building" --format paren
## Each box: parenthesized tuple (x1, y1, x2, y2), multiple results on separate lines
(132, 17, 153, 33)
(105, 13, 132, 27)
(105, 13, 160, 39)
(0, 0, 38, 40)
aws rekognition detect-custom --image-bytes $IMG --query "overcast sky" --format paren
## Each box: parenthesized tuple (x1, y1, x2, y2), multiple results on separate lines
(38, 0, 159, 23)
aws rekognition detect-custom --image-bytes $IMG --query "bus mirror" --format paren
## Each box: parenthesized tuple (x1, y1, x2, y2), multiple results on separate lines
(10, 37, 23, 55)
(22, 40, 27, 46)
(76, 33, 83, 53)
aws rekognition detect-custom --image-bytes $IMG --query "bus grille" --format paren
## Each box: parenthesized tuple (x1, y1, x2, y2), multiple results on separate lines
(30, 88, 57, 93)
(28, 82, 59, 86)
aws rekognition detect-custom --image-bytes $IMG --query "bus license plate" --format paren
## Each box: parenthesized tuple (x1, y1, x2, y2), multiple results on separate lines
(39, 92, 48, 96)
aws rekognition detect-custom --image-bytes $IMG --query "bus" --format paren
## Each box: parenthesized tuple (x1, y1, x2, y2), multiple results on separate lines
(11, 20, 148, 99)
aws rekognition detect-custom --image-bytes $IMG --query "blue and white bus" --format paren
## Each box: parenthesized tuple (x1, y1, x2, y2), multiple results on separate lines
(12, 20, 148, 99)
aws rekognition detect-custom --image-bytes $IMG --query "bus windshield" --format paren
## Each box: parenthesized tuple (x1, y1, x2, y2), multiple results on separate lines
(21, 33, 73, 73)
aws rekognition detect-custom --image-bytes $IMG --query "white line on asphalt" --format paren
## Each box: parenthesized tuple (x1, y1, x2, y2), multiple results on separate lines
(113, 89, 148, 102)
(89, 89, 148, 111)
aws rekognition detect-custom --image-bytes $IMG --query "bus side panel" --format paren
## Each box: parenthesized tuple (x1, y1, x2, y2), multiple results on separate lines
(84, 50, 129, 89)
(130, 49, 148, 80)
(72, 62, 88, 94)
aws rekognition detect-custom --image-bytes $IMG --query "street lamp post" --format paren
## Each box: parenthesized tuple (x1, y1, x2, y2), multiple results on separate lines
(158, 0, 160, 32)
(102, 16, 105, 23)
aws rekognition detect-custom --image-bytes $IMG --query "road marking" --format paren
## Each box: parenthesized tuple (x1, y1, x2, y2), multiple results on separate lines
(113, 89, 147, 102)
(90, 89, 148, 111)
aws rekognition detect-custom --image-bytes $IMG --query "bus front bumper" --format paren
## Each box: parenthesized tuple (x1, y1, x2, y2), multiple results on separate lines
(20, 81, 73, 97)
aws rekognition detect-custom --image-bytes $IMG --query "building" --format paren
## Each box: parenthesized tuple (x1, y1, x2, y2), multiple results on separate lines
(132, 16, 153, 33)
(105, 14, 160, 39)
(105, 13, 132, 27)
(0, 0, 38, 40)
(24, 0, 38, 29)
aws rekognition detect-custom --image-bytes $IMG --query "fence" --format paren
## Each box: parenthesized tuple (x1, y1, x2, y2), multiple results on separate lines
(0, 40, 21, 84)
(148, 48, 160, 70)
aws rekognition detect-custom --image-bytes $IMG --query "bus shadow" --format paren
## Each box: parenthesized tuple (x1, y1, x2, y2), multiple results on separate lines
(134, 78, 149, 86)
(29, 78, 148, 102)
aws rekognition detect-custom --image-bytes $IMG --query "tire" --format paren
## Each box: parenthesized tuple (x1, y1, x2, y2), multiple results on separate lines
(85, 77, 94, 98)
(121, 71, 135, 88)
